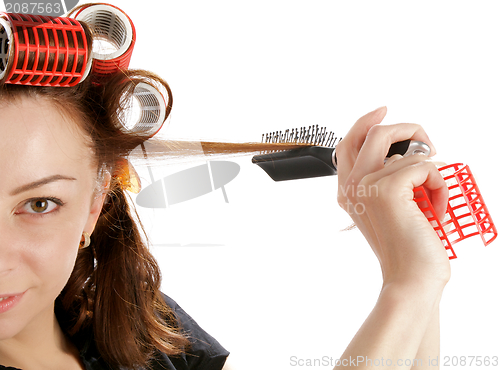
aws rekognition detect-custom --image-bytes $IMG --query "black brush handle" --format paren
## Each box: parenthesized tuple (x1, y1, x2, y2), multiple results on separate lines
(253, 139, 430, 181)
(335, 139, 410, 166)
(387, 139, 411, 158)
(334, 139, 428, 167)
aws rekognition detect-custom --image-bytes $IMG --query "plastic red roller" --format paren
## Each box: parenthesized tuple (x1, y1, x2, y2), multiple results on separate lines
(0, 13, 90, 86)
(70, 3, 136, 78)
(413, 163, 497, 259)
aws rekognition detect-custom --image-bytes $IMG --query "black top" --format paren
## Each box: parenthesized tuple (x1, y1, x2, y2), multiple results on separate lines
(0, 293, 229, 370)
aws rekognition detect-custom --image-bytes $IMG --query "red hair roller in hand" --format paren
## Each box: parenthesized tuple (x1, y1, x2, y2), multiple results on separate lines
(413, 163, 498, 259)
(0, 13, 89, 86)
(70, 3, 136, 78)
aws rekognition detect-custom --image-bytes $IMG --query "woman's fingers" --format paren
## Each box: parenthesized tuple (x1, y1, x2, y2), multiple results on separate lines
(342, 106, 388, 154)
(336, 107, 448, 235)
(336, 106, 387, 186)
(407, 162, 449, 221)
(384, 154, 404, 167)
(348, 123, 437, 187)
(365, 154, 432, 185)
(337, 108, 437, 191)
(372, 158, 449, 221)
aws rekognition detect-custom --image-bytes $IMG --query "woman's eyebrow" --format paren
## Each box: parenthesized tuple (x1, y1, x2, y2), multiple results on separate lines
(9, 175, 77, 196)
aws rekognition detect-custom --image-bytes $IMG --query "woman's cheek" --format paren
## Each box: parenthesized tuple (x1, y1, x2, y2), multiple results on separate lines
(22, 221, 82, 295)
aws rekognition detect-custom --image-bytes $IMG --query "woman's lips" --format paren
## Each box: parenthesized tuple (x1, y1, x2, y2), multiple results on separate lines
(0, 291, 25, 314)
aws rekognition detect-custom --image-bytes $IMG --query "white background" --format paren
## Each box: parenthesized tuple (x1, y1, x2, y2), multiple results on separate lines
(3, 1, 499, 369)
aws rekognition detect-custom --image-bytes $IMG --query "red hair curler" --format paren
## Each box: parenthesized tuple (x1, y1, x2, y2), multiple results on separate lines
(413, 163, 497, 259)
(0, 13, 89, 86)
(70, 3, 135, 78)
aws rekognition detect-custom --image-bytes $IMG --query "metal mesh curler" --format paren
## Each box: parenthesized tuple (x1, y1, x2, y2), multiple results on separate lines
(413, 163, 497, 259)
(71, 3, 135, 78)
(0, 13, 89, 86)
(120, 82, 167, 137)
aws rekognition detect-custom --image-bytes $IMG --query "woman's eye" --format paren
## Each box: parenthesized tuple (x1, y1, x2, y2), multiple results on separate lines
(19, 197, 62, 216)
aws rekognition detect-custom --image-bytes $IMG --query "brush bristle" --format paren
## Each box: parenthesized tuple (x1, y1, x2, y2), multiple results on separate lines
(261, 125, 338, 147)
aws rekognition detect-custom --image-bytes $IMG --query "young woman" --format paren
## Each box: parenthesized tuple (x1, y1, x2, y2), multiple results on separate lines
(0, 5, 309, 368)
(0, 4, 451, 370)
(0, 71, 234, 369)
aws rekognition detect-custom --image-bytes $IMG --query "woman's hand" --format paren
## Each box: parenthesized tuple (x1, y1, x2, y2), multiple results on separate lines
(336, 106, 451, 289)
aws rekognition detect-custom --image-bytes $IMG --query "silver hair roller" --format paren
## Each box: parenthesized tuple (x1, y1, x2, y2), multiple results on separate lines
(120, 82, 168, 137)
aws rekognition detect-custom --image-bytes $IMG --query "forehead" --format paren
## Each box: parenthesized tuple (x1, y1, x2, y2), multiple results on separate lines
(0, 95, 95, 187)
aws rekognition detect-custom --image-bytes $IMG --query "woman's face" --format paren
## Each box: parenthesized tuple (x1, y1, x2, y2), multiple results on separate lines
(0, 95, 106, 341)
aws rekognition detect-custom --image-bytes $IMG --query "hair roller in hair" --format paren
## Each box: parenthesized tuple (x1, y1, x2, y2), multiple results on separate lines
(70, 3, 135, 78)
(413, 163, 497, 259)
(0, 13, 90, 86)
(120, 82, 167, 137)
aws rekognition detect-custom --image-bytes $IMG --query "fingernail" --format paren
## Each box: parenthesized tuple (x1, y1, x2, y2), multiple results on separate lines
(373, 106, 387, 114)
